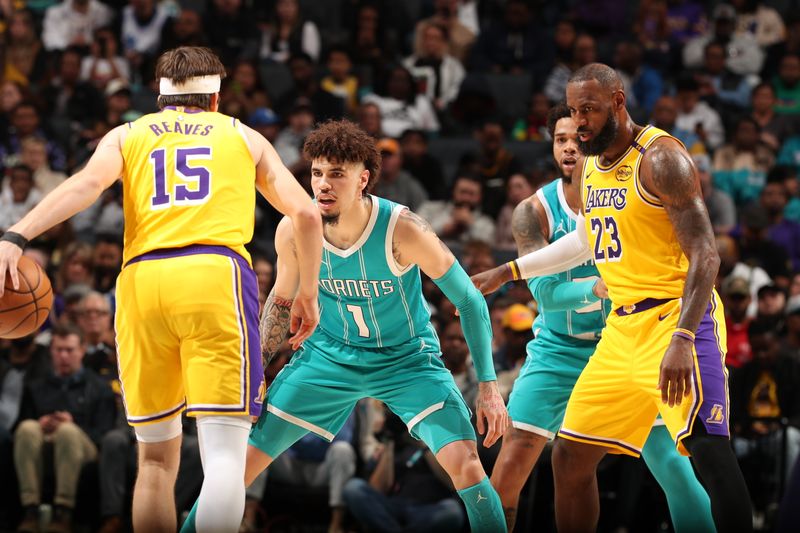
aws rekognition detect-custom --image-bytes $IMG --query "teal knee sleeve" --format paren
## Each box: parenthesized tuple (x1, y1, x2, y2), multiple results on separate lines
(456, 476, 508, 533)
(179, 500, 197, 533)
(642, 425, 715, 533)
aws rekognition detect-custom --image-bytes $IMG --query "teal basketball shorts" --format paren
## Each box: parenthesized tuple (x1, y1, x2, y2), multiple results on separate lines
(250, 332, 476, 457)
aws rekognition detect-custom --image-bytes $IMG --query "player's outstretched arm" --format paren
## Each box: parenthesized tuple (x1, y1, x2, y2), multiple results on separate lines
(260, 218, 303, 360)
(393, 209, 508, 447)
(642, 139, 720, 408)
(247, 127, 322, 346)
(0, 127, 124, 296)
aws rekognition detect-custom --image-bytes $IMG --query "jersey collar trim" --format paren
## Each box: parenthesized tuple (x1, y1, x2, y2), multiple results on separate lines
(323, 195, 379, 258)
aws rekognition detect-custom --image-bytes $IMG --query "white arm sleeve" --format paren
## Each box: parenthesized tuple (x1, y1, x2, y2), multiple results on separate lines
(516, 214, 592, 278)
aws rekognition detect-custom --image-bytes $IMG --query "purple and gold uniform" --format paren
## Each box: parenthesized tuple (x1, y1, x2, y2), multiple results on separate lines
(559, 125, 729, 456)
(115, 107, 264, 425)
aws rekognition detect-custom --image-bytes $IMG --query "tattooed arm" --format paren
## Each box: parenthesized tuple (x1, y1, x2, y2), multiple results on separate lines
(640, 138, 720, 407)
(260, 217, 302, 365)
(512, 196, 550, 255)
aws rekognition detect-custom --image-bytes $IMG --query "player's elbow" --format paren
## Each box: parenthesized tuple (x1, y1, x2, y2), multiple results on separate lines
(291, 204, 322, 231)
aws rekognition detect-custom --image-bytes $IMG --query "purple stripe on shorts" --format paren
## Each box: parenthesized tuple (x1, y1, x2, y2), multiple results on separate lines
(559, 429, 642, 456)
(677, 295, 729, 442)
(125, 244, 247, 268)
(128, 402, 186, 424)
(235, 258, 264, 418)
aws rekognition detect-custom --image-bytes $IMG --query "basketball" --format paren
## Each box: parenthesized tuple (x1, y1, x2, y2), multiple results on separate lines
(0, 256, 53, 339)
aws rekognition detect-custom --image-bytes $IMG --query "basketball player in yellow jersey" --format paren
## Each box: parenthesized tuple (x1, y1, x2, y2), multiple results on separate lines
(472, 63, 752, 533)
(0, 46, 323, 533)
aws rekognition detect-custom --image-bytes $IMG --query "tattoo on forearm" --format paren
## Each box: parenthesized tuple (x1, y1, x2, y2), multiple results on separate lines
(512, 199, 548, 255)
(260, 290, 293, 366)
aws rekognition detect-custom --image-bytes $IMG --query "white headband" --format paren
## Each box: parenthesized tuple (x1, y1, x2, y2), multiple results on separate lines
(159, 75, 221, 95)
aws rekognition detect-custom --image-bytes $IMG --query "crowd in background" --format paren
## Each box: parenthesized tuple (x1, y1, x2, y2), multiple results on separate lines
(1, 0, 800, 531)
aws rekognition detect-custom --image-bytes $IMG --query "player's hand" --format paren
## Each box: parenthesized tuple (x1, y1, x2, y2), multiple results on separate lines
(657, 337, 694, 407)
(476, 381, 509, 448)
(592, 278, 608, 299)
(288, 292, 319, 350)
(470, 265, 512, 296)
(0, 241, 23, 297)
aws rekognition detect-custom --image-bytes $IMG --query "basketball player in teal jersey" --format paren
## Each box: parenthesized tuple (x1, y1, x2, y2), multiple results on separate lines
(182, 120, 508, 533)
(490, 104, 715, 532)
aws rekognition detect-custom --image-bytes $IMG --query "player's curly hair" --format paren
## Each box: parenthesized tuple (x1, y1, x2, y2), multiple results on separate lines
(303, 120, 382, 194)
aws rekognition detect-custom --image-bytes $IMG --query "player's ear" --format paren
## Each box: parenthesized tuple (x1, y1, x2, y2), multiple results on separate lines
(210, 93, 220, 112)
(613, 90, 626, 112)
(359, 169, 369, 195)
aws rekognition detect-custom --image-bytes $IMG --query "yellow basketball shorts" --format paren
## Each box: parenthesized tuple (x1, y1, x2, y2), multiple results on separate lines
(115, 245, 265, 425)
(559, 291, 728, 456)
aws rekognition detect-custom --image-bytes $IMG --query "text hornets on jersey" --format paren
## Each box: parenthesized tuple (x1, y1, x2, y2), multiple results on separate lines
(319, 278, 395, 298)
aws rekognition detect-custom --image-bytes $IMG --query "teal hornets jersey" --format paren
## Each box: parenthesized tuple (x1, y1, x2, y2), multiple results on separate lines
(528, 180, 611, 340)
(314, 196, 438, 349)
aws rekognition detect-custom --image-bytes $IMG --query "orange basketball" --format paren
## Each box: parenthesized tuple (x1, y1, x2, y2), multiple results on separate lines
(0, 256, 53, 339)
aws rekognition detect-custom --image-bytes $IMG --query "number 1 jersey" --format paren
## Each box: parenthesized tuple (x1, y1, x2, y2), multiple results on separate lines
(121, 107, 255, 265)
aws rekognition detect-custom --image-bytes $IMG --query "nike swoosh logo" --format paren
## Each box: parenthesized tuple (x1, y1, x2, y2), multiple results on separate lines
(658, 312, 670, 321)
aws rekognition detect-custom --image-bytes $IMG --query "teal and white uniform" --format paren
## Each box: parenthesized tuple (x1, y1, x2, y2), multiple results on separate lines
(508, 179, 611, 437)
(250, 195, 474, 457)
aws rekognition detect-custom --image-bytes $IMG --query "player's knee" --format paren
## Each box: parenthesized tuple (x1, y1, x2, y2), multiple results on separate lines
(552, 439, 596, 479)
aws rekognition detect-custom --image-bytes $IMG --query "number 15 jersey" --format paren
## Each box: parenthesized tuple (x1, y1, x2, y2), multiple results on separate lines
(581, 125, 689, 307)
(121, 107, 255, 265)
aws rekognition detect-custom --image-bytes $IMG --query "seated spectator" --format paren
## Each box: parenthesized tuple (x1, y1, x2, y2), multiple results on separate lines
(683, 3, 764, 76)
(417, 175, 495, 245)
(120, 0, 172, 79)
(695, 154, 735, 234)
(470, 0, 542, 76)
(674, 74, 725, 151)
(494, 173, 535, 251)
(14, 325, 116, 532)
(511, 92, 551, 142)
(91, 233, 122, 297)
(362, 65, 439, 137)
(273, 99, 314, 169)
(665, 0, 707, 49)
(54, 242, 95, 312)
(697, 41, 752, 112)
(159, 8, 207, 50)
(544, 34, 597, 104)
(413, 0, 475, 64)
(371, 138, 428, 211)
(650, 95, 707, 155)
(219, 60, 270, 122)
(81, 27, 131, 91)
(732, 0, 786, 48)
(458, 120, 522, 217)
(633, 0, 670, 61)
(42, 0, 114, 52)
(246, 108, 281, 145)
(757, 284, 787, 324)
(321, 47, 359, 115)
(778, 136, 800, 175)
(764, 11, 800, 80)
(1, 101, 67, 173)
(76, 292, 115, 381)
(722, 276, 753, 368)
(495, 303, 534, 398)
(750, 83, 796, 151)
(346, 2, 398, 90)
(358, 102, 383, 138)
(403, 23, 465, 111)
(258, 0, 321, 63)
(400, 129, 446, 200)
(712, 117, 775, 206)
(761, 179, 800, 272)
(614, 39, 663, 117)
(716, 234, 771, 317)
(774, 53, 800, 115)
(0, 164, 41, 232)
(343, 411, 465, 533)
(440, 320, 478, 408)
(3, 9, 48, 87)
(19, 136, 67, 196)
(737, 205, 792, 282)
(276, 53, 345, 124)
(202, 0, 259, 66)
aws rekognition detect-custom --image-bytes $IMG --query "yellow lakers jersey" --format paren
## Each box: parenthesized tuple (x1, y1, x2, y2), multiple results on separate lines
(120, 107, 255, 265)
(581, 125, 689, 306)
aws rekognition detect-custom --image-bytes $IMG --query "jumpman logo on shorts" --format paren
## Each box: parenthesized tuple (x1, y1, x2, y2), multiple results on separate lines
(476, 492, 487, 504)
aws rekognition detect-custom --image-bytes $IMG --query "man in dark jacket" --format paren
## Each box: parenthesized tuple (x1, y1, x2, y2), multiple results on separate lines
(13, 324, 116, 533)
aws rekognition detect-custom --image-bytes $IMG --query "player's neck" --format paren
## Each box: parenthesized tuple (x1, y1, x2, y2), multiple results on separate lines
(599, 114, 640, 167)
(325, 194, 374, 249)
(561, 175, 582, 215)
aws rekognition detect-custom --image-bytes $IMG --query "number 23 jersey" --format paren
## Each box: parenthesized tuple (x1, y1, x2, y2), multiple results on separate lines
(581, 125, 689, 307)
(121, 107, 255, 265)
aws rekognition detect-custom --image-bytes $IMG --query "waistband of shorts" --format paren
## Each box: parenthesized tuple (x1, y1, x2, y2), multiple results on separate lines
(124, 244, 249, 269)
(614, 297, 675, 316)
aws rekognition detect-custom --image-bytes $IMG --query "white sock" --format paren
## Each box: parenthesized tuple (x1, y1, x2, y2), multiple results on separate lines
(195, 416, 250, 533)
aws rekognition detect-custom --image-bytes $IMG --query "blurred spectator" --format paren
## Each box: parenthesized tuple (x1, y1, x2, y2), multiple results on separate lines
(773, 53, 800, 115)
(120, 0, 172, 80)
(712, 117, 774, 206)
(446, 74, 496, 135)
(76, 292, 115, 379)
(695, 154, 735, 235)
(665, 0, 707, 48)
(14, 325, 116, 532)
(0, 164, 41, 232)
(3, 9, 48, 87)
(343, 412, 465, 533)
(417, 175, 495, 244)
(761, 179, 800, 272)
(362, 65, 439, 137)
(495, 303, 533, 397)
(347, 2, 397, 89)
(551, 18, 577, 70)
(614, 39, 663, 117)
(778, 135, 800, 174)
(246, 107, 281, 143)
(750, 83, 795, 151)
(219, 60, 270, 121)
(764, 12, 800, 80)
(738, 205, 791, 282)
(488, 296, 513, 359)
(0, 80, 29, 130)
(785, 295, 800, 354)
(251, 254, 275, 306)
(697, 41, 752, 112)
(494, 173, 534, 251)
(650, 95, 707, 154)
(276, 53, 345, 123)
(321, 46, 359, 115)
(400, 129, 446, 200)
(42, 47, 105, 140)
(92, 233, 122, 296)
(458, 120, 522, 217)
(258, 0, 320, 63)
(511, 92, 551, 142)
(470, 0, 542, 75)
(716, 234, 771, 316)
(544, 34, 596, 104)
(413, 0, 475, 64)
(722, 276, 753, 368)
(683, 3, 763, 76)
(0, 334, 50, 432)
(731, 0, 786, 48)
(103, 79, 135, 127)
(404, 23, 465, 112)
(757, 284, 787, 323)
(55, 242, 94, 297)
(1, 101, 67, 172)
(674, 74, 725, 151)
(440, 320, 478, 408)
(42, 0, 114, 52)
(81, 27, 131, 91)
(633, 0, 670, 57)
(273, 98, 314, 169)
(203, 0, 259, 65)
(371, 138, 428, 211)
(357, 101, 383, 138)
(19, 136, 67, 196)
(159, 8, 207, 50)
(771, 166, 800, 223)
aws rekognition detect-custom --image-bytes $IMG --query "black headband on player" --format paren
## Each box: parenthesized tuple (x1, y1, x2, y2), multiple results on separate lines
(0, 231, 29, 250)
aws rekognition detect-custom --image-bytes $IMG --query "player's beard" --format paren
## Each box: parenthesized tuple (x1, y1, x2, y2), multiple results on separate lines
(322, 212, 340, 226)
(578, 110, 618, 156)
